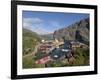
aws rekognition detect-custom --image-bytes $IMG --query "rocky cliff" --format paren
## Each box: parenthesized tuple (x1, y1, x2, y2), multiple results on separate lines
(53, 18, 89, 42)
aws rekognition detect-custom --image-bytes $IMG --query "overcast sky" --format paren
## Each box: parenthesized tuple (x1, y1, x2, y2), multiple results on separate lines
(22, 11, 89, 35)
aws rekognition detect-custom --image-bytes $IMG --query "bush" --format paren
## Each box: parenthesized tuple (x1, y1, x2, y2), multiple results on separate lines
(73, 48, 89, 66)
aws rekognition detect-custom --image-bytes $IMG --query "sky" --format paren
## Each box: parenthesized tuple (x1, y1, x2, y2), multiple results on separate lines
(22, 11, 89, 35)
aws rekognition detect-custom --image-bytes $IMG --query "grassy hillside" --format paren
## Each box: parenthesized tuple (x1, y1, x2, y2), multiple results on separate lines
(23, 28, 41, 55)
(23, 54, 45, 68)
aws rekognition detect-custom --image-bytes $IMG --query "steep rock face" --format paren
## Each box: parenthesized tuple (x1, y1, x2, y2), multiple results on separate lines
(53, 18, 89, 41)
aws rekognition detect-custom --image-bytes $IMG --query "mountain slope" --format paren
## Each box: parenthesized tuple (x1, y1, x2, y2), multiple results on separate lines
(53, 18, 89, 42)
(23, 28, 41, 55)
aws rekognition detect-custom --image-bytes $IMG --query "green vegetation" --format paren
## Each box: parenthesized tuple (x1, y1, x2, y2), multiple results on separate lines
(23, 55, 33, 68)
(46, 48, 89, 67)
(23, 55, 45, 68)
(46, 60, 62, 67)
(73, 48, 89, 66)
(23, 28, 41, 55)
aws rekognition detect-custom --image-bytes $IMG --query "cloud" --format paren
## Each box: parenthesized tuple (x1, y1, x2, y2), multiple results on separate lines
(23, 18, 61, 35)
(23, 17, 51, 34)
(23, 17, 43, 27)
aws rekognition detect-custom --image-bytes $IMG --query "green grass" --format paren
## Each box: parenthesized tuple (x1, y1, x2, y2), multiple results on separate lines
(73, 48, 89, 66)
(23, 54, 45, 69)
(23, 28, 41, 55)
(23, 55, 34, 68)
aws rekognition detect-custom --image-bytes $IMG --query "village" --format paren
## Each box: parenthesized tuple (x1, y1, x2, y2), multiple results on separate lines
(34, 37, 88, 67)
(22, 11, 90, 68)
